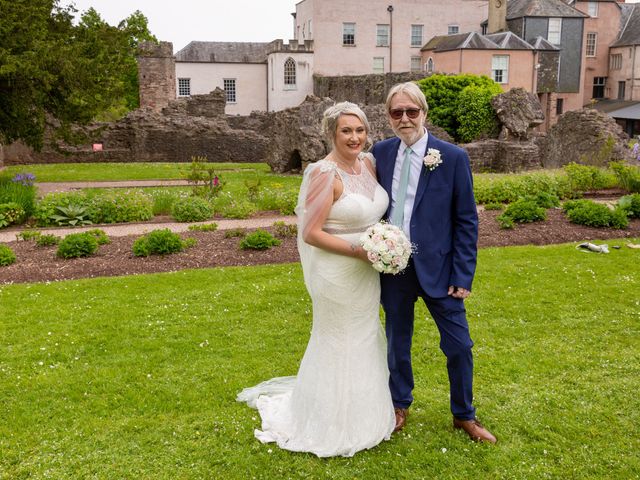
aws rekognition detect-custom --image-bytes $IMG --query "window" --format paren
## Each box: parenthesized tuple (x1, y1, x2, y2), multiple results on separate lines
(588, 1, 598, 17)
(411, 24, 423, 47)
(448, 25, 459, 35)
(426, 57, 434, 73)
(284, 57, 296, 89)
(618, 81, 626, 100)
(610, 53, 622, 70)
(491, 55, 509, 84)
(548, 18, 562, 45)
(592, 76, 606, 99)
(410, 56, 422, 72)
(178, 78, 191, 97)
(376, 24, 390, 46)
(373, 57, 385, 74)
(556, 98, 564, 115)
(586, 32, 597, 57)
(223, 78, 236, 103)
(343, 23, 355, 45)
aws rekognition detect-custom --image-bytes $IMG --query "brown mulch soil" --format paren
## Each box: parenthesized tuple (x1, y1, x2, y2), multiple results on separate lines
(1, 209, 639, 285)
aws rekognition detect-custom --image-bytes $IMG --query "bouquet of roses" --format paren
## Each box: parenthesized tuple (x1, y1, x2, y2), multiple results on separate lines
(360, 222, 413, 274)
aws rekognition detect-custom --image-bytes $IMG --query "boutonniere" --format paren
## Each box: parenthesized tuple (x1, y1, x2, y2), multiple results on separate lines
(423, 148, 442, 172)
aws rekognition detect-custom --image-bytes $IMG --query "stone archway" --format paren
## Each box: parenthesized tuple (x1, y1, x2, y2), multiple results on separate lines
(286, 150, 302, 173)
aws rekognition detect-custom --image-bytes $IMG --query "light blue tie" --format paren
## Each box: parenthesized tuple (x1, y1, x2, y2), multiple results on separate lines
(391, 147, 412, 227)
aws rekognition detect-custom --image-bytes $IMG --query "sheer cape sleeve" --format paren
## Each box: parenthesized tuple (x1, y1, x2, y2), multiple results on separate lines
(294, 160, 338, 290)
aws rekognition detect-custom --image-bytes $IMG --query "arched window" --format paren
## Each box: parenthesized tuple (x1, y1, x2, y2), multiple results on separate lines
(426, 57, 434, 74)
(284, 57, 296, 88)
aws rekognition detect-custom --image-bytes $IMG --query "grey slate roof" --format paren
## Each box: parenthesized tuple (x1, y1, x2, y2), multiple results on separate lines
(591, 100, 640, 120)
(175, 41, 271, 63)
(507, 0, 587, 19)
(612, 4, 640, 47)
(531, 36, 560, 50)
(485, 31, 534, 50)
(421, 32, 500, 51)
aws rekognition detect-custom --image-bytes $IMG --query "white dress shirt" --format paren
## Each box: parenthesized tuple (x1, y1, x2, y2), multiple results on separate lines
(389, 128, 429, 241)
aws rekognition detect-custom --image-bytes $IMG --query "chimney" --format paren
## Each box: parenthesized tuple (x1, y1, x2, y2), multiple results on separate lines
(488, 0, 508, 34)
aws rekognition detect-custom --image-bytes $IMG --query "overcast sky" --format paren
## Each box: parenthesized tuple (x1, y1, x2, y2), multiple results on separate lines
(61, 0, 300, 53)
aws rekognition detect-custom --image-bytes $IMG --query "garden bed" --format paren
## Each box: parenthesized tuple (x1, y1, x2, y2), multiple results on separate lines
(1, 209, 639, 284)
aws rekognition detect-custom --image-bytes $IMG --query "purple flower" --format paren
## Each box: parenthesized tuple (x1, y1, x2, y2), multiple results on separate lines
(11, 173, 36, 187)
(213, 176, 219, 187)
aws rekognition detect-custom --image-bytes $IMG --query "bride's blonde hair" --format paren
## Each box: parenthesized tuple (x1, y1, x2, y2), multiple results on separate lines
(321, 102, 370, 147)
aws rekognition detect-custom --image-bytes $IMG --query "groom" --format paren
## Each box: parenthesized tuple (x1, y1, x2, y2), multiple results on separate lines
(372, 82, 496, 443)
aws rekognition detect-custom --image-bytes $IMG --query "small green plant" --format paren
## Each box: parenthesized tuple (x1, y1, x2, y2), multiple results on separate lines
(524, 192, 560, 209)
(220, 199, 257, 219)
(563, 162, 612, 193)
(0, 202, 27, 226)
(563, 199, 629, 228)
(618, 193, 640, 218)
(16, 230, 41, 241)
(171, 196, 213, 222)
(185, 157, 225, 198)
(149, 190, 181, 215)
(245, 178, 262, 202)
(609, 161, 640, 193)
(483, 202, 504, 211)
(0, 244, 16, 266)
(132, 229, 190, 257)
(188, 222, 218, 232)
(0, 213, 8, 228)
(49, 204, 93, 227)
(224, 228, 246, 238)
(88, 190, 153, 224)
(497, 198, 547, 228)
(239, 229, 281, 250)
(272, 221, 297, 238)
(497, 215, 514, 229)
(57, 232, 99, 259)
(36, 234, 60, 247)
(85, 229, 111, 245)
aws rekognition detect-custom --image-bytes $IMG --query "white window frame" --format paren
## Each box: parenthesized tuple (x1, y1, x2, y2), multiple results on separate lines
(588, 1, 598, 17)
(410, 56, 422, 72)
(223, 78, 237, 103)
(343, 22, 356, 46)
(548, 18, 562, 45)
(373, 57, 385, 74)
(284, 57, 296, 90)
(376, 24, 390, 47)
(448, 25, 459, 35)
(177, 78, 191, 97)
(491, 55, 509, 84)
(586, 32, 597, 57)
(411, 24, 423, 47)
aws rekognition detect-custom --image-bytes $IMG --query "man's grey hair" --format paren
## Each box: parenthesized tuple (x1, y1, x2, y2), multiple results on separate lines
(385, 82, 429, 115)
(321, 101, 370, 146)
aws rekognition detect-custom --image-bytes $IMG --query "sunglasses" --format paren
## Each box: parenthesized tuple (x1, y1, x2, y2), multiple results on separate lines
(389, 108, 422, 120)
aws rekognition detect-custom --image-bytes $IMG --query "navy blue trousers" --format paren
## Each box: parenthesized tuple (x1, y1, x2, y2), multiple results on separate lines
(380, 260, 476, 420)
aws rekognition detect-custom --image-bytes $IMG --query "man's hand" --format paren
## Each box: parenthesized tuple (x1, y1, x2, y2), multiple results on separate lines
(448, 286, 470, 299)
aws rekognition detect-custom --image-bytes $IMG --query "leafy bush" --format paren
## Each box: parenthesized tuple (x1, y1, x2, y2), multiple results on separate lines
(148, 189, 182, 216)
(57, 233, 99, 259)
(85, 228, 111, 245)
(522, 192, 560, 209)
(219, 199, 257, 219)
(49, 204, 93, 227)
(239, 229, 281, 250)
(474, 172, 573, 205)
(184, 158, 225, 199)
(16, 230, 41, 241)
(563, 199, 629, 229)
(563, 162, 614, 193)
(132, 229, 189, 257)
(497, 215, 514, 229)
(188, 222, 218, 232)
(456, 83, 502, 142)
(0, 174, 37, 218)
(224, 228, 246, 238)
(0, 202, 27, 226)
(609, 161, 640, 193)
(0, 244, 17, 266)
(483, 202, 504, 211)
(617, 193, 640, 218)
(496, 198, 546, 228)
(272, 221, 297, 238)
(36, 234, 60, 247)
(34, 192, 89, 226)
(257, 189, 297, 215)
(171, 196, 213, 222)
(88, 190, 153, 224)
(417, 74, 502, 140)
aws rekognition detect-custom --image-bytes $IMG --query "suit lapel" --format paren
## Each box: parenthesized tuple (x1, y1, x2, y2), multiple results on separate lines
(412, 135, 437, 214)
(380, 138, 401, 196)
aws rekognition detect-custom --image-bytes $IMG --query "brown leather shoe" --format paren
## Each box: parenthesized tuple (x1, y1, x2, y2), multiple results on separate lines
(453, 417, 497, 444)
(394, 408, 408, 432)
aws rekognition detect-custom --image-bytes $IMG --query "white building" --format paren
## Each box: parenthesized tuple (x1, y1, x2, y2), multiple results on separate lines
(175, 0, 488, 114)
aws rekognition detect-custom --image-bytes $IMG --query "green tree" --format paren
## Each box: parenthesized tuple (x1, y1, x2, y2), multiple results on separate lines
(417, 74, 502, 141)
(456, 83, 502, 143)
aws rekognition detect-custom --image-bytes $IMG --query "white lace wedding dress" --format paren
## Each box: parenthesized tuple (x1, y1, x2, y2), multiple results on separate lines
(237, 157, 395, 457)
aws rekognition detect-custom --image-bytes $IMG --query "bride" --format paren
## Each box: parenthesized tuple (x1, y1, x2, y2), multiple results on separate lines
(237, 102, 395, 457)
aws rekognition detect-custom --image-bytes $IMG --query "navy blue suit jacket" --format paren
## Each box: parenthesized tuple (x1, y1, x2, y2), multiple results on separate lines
(372, 134, 478, 297)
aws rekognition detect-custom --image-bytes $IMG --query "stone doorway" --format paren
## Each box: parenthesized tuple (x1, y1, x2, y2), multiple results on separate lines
(286, 150, 302, 173)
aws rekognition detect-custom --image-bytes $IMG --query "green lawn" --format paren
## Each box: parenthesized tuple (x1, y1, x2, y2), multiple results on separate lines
(1, 241, 639, 479)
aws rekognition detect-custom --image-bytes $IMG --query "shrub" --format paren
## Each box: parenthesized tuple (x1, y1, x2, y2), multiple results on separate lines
(132, 229, 187, 257)
(474, 171, 573, 205)
(16, 230, 41, 241)
(257, 189, 297, 215)
(564, 162, 613, 192)
(500, 198, 547, 224)
(224, 228, 246, 238)
(456, 83, 502, 142)
(610, 161, 640, 193)
(220, 199, 257, 219)
(0, 202, 27, 226)
(57, 233, 99, 259)
(272, 221, 297, 238)
(0, 174, 37, 218)
(149, 189, 181, 216)
(497, 215, 514, 229)
(36, 234, 60, 247)
(49, 204, 93, 227)
(88, 190, 153, 224)
(483, 202, 504, 211)
(618, 193, 640, 218)
(188, 222, 218, 232)
(563, 199, 629, 229)
(240, 229, 281, 250)
(34, 191, 89, 226)
(522, 192, 560, 209)
(171, 196, 213, 222)
(244, 178, 262, 202)
(0, 244, 16, 266)
(85, 228, 111, 245)
(184, 158, 225, 199)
